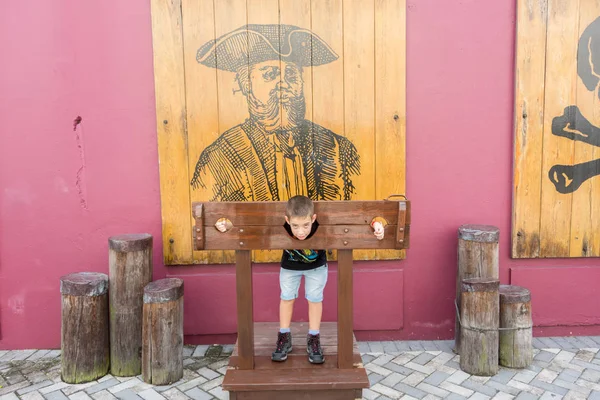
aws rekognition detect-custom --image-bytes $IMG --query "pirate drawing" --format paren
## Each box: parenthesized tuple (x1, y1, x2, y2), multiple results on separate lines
(190, 24, 360, 201)
(550, 17, 600, 194)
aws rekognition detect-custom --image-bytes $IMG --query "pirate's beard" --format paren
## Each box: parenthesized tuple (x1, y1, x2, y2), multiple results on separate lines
(248, 89, 306, 132)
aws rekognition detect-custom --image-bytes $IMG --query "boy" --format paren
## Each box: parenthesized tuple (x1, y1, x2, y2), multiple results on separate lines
(216, 195, 385, 364)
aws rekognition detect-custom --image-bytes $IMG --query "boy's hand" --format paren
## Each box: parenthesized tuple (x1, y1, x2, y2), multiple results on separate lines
(372, 221, 385, 240)
(215, 218, 232, 232)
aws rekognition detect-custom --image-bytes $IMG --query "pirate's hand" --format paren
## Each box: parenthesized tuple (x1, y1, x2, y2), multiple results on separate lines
(370, 217, 387, 240)
(215, 218, 233, 233)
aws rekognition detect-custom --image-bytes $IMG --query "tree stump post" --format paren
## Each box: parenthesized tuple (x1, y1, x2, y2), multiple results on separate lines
(60, 272, 109, 383)
(109, 233, 153, 376)
(460, 277, 499, 376)
(455, 225, 499, 354)
(499, 285, 532, 368)
(142, 278, 184, 385)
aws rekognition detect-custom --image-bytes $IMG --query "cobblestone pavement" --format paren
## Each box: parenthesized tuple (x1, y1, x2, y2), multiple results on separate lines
(1, 337, 600, 400)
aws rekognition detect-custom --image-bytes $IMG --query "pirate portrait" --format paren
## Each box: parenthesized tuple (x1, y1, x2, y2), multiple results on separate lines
(190, 24, 360, 201)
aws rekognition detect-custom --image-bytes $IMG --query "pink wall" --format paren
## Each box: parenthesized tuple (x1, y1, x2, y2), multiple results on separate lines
(1, 0, 599, 349)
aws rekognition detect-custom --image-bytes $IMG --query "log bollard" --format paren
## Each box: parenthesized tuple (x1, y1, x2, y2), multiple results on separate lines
(499, 285, 533, 368)
(142, 278, 184, 385)
(60, 272, 109, 383)
(455, 225, 499, 354)
(109, 233, 153, 376)
(460, 277, 499, 376)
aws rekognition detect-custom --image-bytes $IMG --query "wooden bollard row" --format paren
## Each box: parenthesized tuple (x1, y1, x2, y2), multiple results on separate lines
(60, 234, 185, 385)
(456, 225, 533, 376)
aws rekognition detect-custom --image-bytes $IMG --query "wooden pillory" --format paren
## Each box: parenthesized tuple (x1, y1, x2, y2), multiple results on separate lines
(192, 199, 411, 400)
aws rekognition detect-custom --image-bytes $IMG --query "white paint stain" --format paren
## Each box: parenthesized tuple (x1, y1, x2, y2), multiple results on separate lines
(8, 295, 25, 315)
(54, 177, 70, 193)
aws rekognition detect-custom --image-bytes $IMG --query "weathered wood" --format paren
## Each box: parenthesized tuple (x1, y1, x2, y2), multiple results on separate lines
(60, 272, 109, 384)
(455, 224, 499, 354)
(224, 322, 369, 397)
(338, 249, 354, 369)
(142, 278, 184, 385)
(236, 250, 254, 370)
(460, 278, 499, 376)
(109, 234, 153, 377)
(499, 285, 532, 369)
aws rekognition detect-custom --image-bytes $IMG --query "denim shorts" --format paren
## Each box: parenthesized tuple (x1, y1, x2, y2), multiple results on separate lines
(280, 264, 328, 303)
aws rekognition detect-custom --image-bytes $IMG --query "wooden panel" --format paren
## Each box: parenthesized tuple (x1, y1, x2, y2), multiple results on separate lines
(151, 0, 192, 264)
(375, 0, 406, 260)
(203, 224, 398, 250)
(570, 2, 600, 257)
(539, 0, 579, 257)
(344, 0, 376, 261)
(512, 0, 548, 258)
(197, 200, 406, 226)
(184, 0, 220, 264)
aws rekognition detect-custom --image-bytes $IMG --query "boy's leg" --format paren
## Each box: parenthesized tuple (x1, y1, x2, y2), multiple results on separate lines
(272, 268, 301, 362)
(304, 264, 328, 364)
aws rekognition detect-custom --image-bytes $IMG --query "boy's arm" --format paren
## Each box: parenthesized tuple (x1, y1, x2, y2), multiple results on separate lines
(370, 217, 387, 240)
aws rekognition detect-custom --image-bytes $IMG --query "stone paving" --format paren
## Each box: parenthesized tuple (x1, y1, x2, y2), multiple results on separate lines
(1, 337, 600, 400)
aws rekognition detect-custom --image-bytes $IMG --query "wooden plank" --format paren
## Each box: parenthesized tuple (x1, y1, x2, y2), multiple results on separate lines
(247, 0, 283, 264)
(344, 0, 376, 261)
(512, 0, 548, 258)
(214, 0, 248, 265)
(192, 204, 204, 250)
(222, 368, 369, 391)
(235, 250, 254, 369)
(570, 2, 600, 257)
(539, 0, 579, 257)
(206, 224, 398, 250)
(151, 0, 193, 264)
(337, 249, 353, 369)
(185, 0, 223, 264)
(375, 0, 407, 260)
(229, 388, 363, 400)
(197, 200, 404, 225)
(311, 0, 344, 265)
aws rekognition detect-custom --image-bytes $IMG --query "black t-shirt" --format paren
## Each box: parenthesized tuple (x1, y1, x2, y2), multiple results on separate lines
(281, 220, 327, 271)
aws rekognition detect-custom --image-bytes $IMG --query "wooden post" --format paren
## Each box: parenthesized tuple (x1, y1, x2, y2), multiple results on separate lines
(60, 272, 109, 383)
(236, 250, 254, 370)
(108, 233, 153, 376)
(499, 285, 533, 368)
(460, 277, 499, 376)
(142, 278, 184, 385)
(455, 225, 499, 353)
(337, 249, 353, 369)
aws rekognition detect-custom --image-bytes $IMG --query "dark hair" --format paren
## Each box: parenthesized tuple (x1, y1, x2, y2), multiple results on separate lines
(286, 195, 314, 218)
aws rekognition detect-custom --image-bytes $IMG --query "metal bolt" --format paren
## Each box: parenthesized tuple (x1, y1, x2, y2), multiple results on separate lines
(393, 114, 399, 121)
(344, 228, 349, 233)
(399, 227, 404, 232)
(398, 239, 404, 243)
(343, 241, 348, 246)
(522, 113, 527, 118)
(163, 120, 168, 124)
(240, 241, 244, 246)
(240, 229, 244, 233)
(196, 228, 201, 232)
(197, 237, 202, 241)
(169, 238, 174, 244)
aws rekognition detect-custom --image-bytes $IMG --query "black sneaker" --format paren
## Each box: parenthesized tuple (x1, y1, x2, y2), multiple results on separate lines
(307, 333, 324, 364)
(271, 331, 292, 362)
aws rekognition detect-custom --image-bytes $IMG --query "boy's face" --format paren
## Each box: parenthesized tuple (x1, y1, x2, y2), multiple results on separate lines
(285, 214, 317, 240)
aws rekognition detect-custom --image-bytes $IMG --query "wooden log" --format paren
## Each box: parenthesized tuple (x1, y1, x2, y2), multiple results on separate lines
(499, 285, 533, 368)
(460, 277, 499, 376)
(455, 225, 499, 353)
(109, 233, 153, 376)
(142, 278, 184, 385)
(60, 272, 109, 383)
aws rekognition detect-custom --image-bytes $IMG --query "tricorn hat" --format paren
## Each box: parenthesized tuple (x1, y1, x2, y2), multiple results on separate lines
(197, 24, 338, 72)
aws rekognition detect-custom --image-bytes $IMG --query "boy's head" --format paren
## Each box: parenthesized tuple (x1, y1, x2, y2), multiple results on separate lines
(285, 195, 317, 240)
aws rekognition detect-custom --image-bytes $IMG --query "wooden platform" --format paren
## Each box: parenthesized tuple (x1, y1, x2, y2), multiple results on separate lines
(223, 322, 369, 400)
